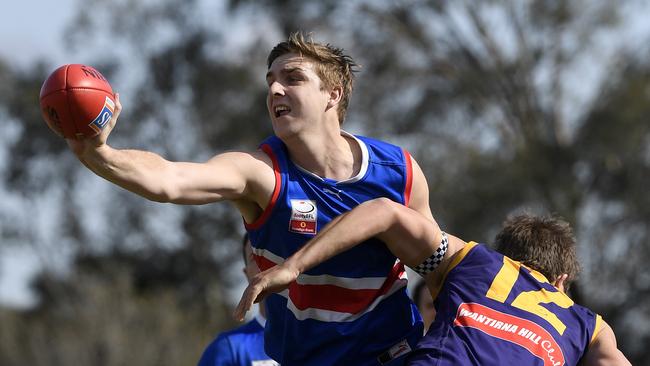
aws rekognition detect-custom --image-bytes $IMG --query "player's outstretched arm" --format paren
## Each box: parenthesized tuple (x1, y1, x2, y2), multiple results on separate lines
(66, 94, 274, 206)
(234, 198, 464, 321)
(581, 321, 631, 366)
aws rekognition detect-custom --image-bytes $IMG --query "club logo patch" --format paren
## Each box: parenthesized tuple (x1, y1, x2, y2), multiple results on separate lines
(88, 96, 115, 133)
(289, 199, 317, 234)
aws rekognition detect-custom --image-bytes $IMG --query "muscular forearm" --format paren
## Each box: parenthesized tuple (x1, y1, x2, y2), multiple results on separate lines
(78, 145, 176, 202)
(282, 199, 394, 274)
(283, 198, 438, 275)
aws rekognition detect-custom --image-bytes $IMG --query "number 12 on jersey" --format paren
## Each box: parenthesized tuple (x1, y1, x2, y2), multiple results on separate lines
(486, 256, 573, 335)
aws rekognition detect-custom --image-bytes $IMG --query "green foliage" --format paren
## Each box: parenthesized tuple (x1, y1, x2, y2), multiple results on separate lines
(0, 248, 234, 366)
(1, 0, 649, 364)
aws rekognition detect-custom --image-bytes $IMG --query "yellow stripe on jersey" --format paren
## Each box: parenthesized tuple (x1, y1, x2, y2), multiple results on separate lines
(590, 314, 604, 345)
(511, 287, 574, 335)
(486, 256, 520, 302)
(486, 254, 574, 335)
(526, 266, 550, 284)
(428, 241, 478, 299)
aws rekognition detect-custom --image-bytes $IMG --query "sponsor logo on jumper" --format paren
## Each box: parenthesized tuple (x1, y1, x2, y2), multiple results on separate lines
(289, 199, 317, 234)
(454, 303, 565, 366)
(388, 339, 411, 359)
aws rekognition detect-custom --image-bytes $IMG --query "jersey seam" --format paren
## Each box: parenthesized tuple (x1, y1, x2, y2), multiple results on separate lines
(244, 144, 282, 230)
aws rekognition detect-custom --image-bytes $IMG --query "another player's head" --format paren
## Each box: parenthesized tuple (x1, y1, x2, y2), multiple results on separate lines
(266, 32, 359, 128)
(412, 279, 436, 333)
(495, 214, 580, 291)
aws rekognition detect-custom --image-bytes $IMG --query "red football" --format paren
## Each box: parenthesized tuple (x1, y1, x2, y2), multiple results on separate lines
(39, 64, 115, 139)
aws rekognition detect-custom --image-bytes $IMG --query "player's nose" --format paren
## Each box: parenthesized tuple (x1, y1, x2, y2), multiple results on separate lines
(268, 80, 285, 96)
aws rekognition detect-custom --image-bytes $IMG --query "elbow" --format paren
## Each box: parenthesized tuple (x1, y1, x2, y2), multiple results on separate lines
(363, 198, 404, 232)
(139, 185, 176, 203)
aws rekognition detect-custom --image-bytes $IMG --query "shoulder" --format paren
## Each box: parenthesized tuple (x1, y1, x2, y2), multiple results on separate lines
(206, 150, 273, 170)
(217, 320, 265, 347)
(446, 240, 482, 270)
(231, 318, 265, 334)
(206, 150, 275, 191)
(405, 153, 434, 219)
(204, 135, 279, 168)
(197, 332, 234, 366)
(447, 243, 514, 272)
(583, 320, 632, 365)
(198, 321, 264, 366)
(354, 134, 405, 158)
(354, 134, 399, 148)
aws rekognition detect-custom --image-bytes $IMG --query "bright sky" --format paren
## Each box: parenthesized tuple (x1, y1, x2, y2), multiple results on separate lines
(0, 0, 77, 68)
(0, 0, 77, 307)
(0, 0, 271, 309)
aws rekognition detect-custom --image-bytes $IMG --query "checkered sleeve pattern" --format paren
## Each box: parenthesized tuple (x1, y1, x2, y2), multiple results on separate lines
(412, 232, 449, 277)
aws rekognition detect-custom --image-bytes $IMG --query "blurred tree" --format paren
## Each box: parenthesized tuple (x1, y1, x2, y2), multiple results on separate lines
(0, 245, 234, 366)
(1, 0, 649, 364)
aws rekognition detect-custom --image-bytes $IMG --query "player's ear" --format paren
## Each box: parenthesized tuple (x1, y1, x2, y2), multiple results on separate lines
(553, 274, 568, 293)
(327, 85, 343, 109)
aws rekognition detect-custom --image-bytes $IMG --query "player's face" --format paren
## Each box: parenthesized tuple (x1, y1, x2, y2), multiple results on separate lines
(266, 53, 332, 138)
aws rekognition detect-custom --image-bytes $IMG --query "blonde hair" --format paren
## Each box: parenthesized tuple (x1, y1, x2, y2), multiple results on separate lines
(267, 32, 359, 124)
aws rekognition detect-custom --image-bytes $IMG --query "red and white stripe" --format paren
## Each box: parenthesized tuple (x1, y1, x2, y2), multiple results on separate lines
(252, 248, 408, 322)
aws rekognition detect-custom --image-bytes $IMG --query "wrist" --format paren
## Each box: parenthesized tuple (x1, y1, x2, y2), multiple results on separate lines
(80, 141, 110, 160)
(282, 259, 302, 280)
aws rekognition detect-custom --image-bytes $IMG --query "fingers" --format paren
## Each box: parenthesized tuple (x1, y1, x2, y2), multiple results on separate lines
(94, 92, 121, 144)
(233, 284, 262, 322)
(113, 92, 122, 118)
(233, 266, 298, 321)
(108, 92, 121, 130)
(233, 296, 249, 322)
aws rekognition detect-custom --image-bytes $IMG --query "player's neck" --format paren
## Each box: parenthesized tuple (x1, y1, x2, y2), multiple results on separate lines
(284, 128, 362, 181)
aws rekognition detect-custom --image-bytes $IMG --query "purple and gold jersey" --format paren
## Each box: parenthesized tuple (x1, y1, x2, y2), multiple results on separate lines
(245, 132, 423, 366)
(408, 242, 602, 366)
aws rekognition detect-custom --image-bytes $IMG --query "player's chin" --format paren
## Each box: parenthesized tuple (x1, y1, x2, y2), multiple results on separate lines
(271, 118, 301, 138)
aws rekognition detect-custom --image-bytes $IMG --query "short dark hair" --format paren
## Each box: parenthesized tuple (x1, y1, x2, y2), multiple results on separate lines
(494, 214, 580, 290)
(267, 31, 359, 124)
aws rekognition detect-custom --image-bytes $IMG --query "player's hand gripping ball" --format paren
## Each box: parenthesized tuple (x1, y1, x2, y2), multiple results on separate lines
(39, 64, 115, 139)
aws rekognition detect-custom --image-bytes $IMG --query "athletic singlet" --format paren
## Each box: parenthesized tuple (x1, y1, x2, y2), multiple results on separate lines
(407, 242, 602, 366)
(245, 132, 423, 366)
(197, 314, 277, 366)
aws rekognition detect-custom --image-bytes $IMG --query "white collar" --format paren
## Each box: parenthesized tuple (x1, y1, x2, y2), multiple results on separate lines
(292, 130, 369, 184)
